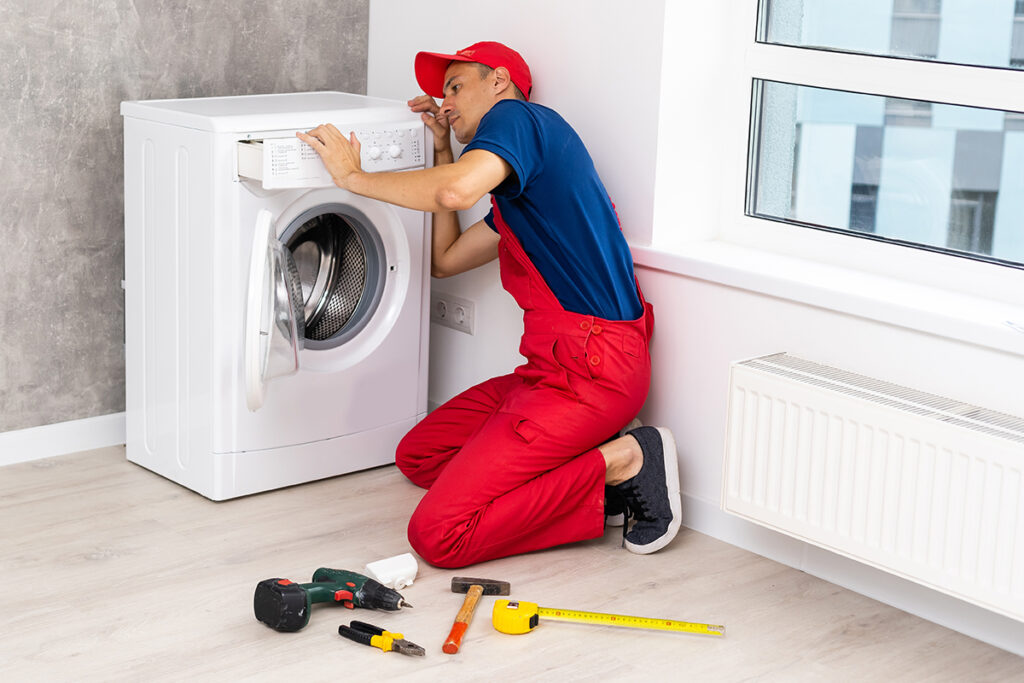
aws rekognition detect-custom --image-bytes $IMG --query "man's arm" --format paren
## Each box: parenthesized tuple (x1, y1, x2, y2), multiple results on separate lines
(426, 141, 500, 277)
(296, 124, 511, 213)
(432, 218, 499, 278)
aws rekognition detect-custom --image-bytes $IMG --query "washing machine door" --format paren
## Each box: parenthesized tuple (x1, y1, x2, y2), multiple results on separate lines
(245, 209, 306, 411)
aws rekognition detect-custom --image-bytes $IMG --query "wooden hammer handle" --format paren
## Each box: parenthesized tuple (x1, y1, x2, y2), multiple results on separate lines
(442, 584, 484, 654)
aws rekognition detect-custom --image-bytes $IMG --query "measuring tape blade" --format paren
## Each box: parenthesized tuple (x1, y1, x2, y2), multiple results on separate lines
(537, 606, 725, 637)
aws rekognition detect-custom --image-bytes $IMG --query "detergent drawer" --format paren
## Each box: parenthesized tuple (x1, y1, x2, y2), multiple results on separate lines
(237, 139, 335, 190)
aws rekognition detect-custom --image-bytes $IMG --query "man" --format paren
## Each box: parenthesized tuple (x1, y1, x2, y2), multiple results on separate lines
(298, 41, 680, 568)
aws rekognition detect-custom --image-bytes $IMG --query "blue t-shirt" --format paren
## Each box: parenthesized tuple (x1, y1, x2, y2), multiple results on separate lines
(464, 100, 642, 321)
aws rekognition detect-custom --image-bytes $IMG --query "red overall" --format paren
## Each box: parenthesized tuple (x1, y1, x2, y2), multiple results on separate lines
(396, 201, 654, 568)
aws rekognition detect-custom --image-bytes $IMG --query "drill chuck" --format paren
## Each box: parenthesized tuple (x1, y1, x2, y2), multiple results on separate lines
(357, 577, 411, 611)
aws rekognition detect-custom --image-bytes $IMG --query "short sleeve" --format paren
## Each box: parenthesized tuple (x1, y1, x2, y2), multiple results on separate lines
(463, 101, 542, 199)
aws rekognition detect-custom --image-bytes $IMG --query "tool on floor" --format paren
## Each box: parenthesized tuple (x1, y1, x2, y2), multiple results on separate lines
(338, 620, 426, 656)
(492, 599, 725, 637)
(443, 576, 511, 654)
(254, 568, 412, 632)
(364, 552, 419, 590)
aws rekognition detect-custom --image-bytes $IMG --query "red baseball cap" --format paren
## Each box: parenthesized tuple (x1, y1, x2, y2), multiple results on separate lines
(415, 41, 532, 101)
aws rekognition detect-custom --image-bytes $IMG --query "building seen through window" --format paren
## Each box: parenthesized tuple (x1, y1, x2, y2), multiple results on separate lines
(752, 1, 1024, 266)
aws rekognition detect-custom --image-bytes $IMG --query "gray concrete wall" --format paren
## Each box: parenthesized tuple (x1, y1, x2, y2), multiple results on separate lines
(0, 0, 369, 432)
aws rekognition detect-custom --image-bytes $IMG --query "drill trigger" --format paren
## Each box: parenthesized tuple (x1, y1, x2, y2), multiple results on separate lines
(334, 589, 354, 606)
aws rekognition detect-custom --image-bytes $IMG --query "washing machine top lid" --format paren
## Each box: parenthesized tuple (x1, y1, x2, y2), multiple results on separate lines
(120, 91, 417, 132)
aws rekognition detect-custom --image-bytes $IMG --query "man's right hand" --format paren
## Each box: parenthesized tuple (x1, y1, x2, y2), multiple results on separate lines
(408, 94, 452, 157)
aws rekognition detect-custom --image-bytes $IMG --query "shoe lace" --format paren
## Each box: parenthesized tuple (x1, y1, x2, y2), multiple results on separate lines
(618, 485, 652, 547)
(614, 483, 655, 552)
(619, 481, 653, 522)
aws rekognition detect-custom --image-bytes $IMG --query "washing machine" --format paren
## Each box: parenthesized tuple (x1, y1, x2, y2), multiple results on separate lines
(121, 92, 432, 500)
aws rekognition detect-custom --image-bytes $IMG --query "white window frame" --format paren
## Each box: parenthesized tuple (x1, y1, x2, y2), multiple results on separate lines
(639, 0, 1024, 358)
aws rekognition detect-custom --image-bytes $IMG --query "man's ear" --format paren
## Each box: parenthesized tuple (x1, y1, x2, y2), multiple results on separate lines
(492, 66, 513, 96)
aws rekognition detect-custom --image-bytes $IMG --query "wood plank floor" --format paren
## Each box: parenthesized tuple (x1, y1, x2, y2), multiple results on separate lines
(2, 446, 1022, 681)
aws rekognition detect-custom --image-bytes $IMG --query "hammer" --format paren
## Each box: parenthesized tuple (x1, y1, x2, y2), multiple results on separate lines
(443, 576, 510, 654)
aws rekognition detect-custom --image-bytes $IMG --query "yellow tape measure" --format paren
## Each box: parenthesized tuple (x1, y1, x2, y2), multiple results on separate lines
(492, 599, 725, 637)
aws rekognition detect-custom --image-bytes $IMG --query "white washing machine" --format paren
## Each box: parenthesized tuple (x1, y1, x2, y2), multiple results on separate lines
(121, 92, 431, 500)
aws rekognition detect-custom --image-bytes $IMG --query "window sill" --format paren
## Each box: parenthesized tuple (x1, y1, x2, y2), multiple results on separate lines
(630, 241, 1024, 358)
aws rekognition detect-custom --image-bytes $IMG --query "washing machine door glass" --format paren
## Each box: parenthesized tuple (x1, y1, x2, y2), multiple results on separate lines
(280, 203, 386, 351)
(245, 209, 305, 412)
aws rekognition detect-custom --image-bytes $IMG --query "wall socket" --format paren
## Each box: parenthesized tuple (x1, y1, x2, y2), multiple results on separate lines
(430, 291, 475, 335)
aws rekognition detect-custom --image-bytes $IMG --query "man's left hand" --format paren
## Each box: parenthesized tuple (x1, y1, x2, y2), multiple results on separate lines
(297, 124, 362, 189)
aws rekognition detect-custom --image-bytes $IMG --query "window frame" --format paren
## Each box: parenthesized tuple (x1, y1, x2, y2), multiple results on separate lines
(715, 1, 1024, 310)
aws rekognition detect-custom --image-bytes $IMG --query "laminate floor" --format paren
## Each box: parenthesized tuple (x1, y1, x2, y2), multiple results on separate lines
(2, 446, 1022, 681)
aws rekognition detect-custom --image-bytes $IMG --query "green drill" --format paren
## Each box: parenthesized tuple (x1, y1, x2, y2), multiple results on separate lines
(254, 568, 412, 632)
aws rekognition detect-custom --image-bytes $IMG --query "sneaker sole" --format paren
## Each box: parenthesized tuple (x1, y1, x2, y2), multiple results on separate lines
(624, 427, 681, 554)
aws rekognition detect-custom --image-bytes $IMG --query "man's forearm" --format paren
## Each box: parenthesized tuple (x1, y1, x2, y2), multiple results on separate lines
(344, 163, 459, 213)
(428, 148, 461, 274)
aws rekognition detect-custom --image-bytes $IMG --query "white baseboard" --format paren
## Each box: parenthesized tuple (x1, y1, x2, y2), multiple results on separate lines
(0, 412, 126, 467)
(682, 493, 1024, 657)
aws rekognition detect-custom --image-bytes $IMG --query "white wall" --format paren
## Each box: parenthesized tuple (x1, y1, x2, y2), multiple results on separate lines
(368, 0, 1024, 654)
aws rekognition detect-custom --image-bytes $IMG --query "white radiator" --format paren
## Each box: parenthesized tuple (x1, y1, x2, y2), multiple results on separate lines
(723, 353, 1024, 623)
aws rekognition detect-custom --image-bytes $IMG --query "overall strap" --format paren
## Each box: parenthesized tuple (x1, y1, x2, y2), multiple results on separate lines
(491, 198, 565, 313)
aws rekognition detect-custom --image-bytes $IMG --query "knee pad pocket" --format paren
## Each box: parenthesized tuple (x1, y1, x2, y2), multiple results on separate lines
(509, 414, 542, 444)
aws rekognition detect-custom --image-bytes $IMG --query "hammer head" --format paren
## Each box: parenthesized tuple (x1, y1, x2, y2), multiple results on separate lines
(450, 576, 510, 596)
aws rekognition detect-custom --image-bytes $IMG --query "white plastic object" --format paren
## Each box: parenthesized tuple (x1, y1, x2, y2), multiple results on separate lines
(364, 553, 419, 590)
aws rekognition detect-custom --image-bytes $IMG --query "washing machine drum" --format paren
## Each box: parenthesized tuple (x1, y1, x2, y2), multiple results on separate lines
(281, 204, 386, 350)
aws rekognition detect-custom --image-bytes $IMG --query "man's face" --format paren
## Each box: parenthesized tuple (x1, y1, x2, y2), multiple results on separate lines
(439, 61, 498, 144)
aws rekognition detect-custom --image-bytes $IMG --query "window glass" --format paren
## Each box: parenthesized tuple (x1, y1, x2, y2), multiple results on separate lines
(762, 0, 1024, 71)
(748, 80, 1024, 266)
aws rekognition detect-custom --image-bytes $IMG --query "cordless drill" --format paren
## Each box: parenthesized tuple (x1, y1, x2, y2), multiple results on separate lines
(254, 568, 412, 632)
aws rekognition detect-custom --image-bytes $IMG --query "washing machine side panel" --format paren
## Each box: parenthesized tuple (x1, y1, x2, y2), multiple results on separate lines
(123, 120, 148, 464)
(123, 118, 217, 496)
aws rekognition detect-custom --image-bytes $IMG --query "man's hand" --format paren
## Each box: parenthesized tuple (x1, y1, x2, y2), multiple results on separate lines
(408, 94, 451, 157)
(296, 124, 362, 190)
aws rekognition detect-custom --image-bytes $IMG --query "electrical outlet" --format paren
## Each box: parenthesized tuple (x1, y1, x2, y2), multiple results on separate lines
(430, 291, 475, 335)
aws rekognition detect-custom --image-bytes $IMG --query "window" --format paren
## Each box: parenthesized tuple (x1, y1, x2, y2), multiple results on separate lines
(748, 81, 1024, 265)
(762, 0, 1023, 71)
(646, 2, 1024, 356)
(746, 1, 1024, 270)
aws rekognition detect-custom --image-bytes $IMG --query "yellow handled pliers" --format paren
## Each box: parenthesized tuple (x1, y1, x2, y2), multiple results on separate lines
(338, 620, 426, 656)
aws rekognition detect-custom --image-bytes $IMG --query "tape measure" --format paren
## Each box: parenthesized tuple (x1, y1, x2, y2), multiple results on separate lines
(492, 599, 725, 637)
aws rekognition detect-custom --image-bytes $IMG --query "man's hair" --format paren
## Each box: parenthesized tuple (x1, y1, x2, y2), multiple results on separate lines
(473, 63, 526, 101)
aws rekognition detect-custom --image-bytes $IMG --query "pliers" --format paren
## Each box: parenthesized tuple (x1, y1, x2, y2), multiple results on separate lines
(338, 620, 426, 656)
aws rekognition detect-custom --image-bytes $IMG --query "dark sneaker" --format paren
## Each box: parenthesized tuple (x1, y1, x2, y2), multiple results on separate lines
(613, 426, 681, 554)
(605, 417, 643, 527)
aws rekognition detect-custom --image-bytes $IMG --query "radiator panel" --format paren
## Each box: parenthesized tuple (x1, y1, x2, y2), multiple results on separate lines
(723, 353, 1024, 622)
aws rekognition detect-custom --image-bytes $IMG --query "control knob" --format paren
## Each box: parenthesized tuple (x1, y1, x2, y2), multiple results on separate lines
(388, 144, 403, 159)
(368, 146, 383, 160)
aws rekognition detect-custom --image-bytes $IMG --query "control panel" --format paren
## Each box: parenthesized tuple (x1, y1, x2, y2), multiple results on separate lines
(357, 122, 426, 172)
(237, 121, 425, 190)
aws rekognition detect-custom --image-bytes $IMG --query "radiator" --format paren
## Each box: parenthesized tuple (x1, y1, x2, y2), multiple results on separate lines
(722, 353, 1024, 622)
